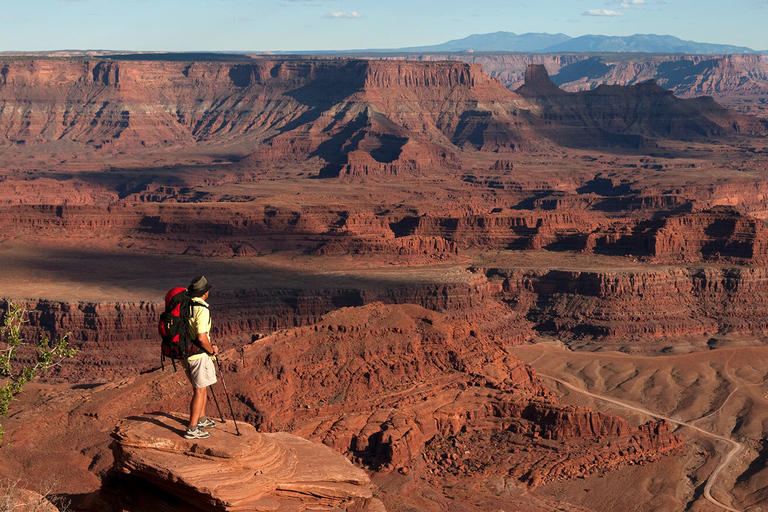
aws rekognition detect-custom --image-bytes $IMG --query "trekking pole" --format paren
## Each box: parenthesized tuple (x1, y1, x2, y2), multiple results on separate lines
(215, 357, 242, 436)
(207, 384, 226, 424)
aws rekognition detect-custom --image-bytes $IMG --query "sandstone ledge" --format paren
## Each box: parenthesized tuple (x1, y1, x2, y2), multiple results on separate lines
(111, 412, 383, 512)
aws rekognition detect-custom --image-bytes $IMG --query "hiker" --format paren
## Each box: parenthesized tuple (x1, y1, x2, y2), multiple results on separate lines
(183, 276, 219, 439)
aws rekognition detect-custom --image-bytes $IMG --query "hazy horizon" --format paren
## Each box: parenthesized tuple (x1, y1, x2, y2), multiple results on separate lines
(1, 0, 766, 53)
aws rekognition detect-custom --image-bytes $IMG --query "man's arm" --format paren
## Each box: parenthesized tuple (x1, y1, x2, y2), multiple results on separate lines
(197, 332, 219, 356)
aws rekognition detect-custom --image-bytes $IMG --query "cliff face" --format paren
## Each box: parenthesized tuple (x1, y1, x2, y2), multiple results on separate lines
(411, 53, 768, 118)
(2, 56, 756, 171)
(12, 248, 768, 383)
(516, 64, 764, 146)
(5, 199, 768, 264)
(558, 54, 768, 98)
(495, 265, 768, 340)
(0, 59, 359, 150)
(0, 58, 533, 166)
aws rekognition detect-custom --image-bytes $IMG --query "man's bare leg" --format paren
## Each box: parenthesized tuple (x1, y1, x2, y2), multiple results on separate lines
(189, 386, 208, 429)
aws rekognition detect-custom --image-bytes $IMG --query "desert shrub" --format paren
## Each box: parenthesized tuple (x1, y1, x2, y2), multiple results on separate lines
(0, 478, 71, 512)
(0, 302, 76, 443)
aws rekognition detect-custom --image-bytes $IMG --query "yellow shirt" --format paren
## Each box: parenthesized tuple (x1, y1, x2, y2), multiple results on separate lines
(187, 297, 211, 361)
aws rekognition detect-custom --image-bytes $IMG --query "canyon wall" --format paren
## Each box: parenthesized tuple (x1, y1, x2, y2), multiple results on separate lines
(0, 57, 526, 159)
(10, 258, 768, 381)
(2, 56, 768, 375)
(493, 265, 768, 340)
(5, 197, 768, 260)
(1, 56, 759, 169)
(410, 53, 768, 117)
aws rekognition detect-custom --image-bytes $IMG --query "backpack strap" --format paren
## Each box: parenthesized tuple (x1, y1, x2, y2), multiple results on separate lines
(186, 300, 210, 356)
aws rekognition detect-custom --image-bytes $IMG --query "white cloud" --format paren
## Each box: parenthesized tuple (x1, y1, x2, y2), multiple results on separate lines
(583, 9, 623, 16)
(324, 11, 363, 18)
(280, 0, 334, 6)
(619, 0, 644, 7)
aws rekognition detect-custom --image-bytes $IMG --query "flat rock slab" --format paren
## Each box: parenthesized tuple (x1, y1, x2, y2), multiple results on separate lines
(112, 412, 383, 512)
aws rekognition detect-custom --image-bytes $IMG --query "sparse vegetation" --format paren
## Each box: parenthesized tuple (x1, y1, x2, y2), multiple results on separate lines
(0, 303, 76, 443)
(0, 478, 71, 512)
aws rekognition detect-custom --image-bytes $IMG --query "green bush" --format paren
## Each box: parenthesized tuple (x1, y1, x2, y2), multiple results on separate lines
(0, 303, 77, 443)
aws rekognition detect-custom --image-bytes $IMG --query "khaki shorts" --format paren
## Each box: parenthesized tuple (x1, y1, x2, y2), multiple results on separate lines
(182, 356, 218, 389)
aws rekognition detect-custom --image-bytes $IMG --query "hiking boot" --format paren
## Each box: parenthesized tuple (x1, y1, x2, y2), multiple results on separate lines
(184, 426, 211, 439)
(197, 417, 216, 429)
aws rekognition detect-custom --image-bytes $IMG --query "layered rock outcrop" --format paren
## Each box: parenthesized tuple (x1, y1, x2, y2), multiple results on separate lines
(2, 56, 756, 172)
(0, 303, 683, 511)
(411, 53, 768, 118)
(8, 200, 768, 263)
(493, 263, 768, 340)
(211, 304, 682, 486)
(0, 57, 530, 165)
(111, 412, 382, 511)
(516, 64, 764, 148)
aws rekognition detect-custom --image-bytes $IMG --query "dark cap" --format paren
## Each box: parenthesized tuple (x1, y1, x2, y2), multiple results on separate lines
(188, 276, 212, 297)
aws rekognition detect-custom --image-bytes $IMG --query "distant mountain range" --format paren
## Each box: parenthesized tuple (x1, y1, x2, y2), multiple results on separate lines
(398, 32, 572, 53)
(389, 32, 757, 55)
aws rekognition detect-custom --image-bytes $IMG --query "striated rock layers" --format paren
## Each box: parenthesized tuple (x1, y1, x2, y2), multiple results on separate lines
(592, 206, 768, 262)
(0, 57, 530, 166)
(410, 53, 768, 117)
(111, 412, 382, 512)
(0, 303, 682, 511)
(5, 198, 768, 263)
(516, 64, 765, 148)
(0, 56, 757, 168)
(11, 218, 768, 381)
(493, 264, 768, 341)
(213, 304, 683, 488)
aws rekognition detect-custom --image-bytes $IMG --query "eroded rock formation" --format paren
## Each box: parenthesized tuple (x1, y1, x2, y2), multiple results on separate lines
(411, 53, 768, 118)
(0, 303, 683, 511)
(1, 54, 767, 512)
(1, 56, 757, 170)
(214, 304, 682, 487)
(111, 412, 382, 511)
(516, 64, 764, 148)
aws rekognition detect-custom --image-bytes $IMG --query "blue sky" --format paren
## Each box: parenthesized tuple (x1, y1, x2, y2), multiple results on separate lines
(1, 0, 766, 52)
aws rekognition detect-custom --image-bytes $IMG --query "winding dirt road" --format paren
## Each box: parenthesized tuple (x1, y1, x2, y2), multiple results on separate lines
(538, 372, 744, 512)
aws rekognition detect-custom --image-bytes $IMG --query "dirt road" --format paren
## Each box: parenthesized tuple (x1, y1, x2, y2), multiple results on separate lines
(537, 372, 743, 512)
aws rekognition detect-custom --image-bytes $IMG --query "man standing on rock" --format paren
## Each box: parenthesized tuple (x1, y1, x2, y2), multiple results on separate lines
(183, 276, 219, 439)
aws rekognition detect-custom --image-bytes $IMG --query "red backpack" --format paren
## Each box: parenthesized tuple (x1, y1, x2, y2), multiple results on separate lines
(158, 287, 208, 369)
